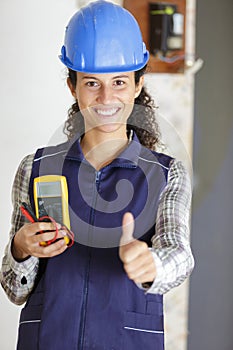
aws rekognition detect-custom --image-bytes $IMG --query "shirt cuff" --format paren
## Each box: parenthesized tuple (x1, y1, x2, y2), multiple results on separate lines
(8, 237, 39, 278)
(137, 249, 165, 294)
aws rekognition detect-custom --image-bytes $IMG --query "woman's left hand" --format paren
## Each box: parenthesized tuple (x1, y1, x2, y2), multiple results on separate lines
(119, 212, 156, 284)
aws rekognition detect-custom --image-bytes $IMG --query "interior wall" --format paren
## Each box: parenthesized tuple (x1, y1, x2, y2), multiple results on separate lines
(0, 1, 77, 349)
(188, 0, 233, 349)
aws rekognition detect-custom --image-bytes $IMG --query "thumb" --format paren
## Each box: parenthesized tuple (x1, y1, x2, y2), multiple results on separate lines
(120, 212, 135, 246)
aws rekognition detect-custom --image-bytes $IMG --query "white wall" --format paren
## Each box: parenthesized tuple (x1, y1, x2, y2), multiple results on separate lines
(0, 1, 77, 349)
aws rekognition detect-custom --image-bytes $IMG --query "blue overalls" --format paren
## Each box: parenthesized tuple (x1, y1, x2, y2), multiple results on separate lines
(17, 132, 172, 350)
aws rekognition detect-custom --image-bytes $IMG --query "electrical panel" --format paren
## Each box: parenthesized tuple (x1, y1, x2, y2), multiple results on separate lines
(123, 0, 186, 73)
(149, 3, 184, 55)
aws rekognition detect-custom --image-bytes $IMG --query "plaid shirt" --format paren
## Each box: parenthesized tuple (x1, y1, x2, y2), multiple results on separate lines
(0, 153, 194, 305)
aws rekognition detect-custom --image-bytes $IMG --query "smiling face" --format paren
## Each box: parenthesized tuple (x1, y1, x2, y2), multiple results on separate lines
(67, 71, 144, 136)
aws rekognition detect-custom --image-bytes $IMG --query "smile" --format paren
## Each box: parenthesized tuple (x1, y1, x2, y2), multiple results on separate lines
(94, 107, 121, 117)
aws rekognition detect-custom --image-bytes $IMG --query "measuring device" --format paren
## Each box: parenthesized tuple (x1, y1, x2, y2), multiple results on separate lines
(33, 175, 70, 229)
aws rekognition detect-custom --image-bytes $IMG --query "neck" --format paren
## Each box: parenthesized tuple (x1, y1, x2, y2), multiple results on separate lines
(80, 128, 129, 170)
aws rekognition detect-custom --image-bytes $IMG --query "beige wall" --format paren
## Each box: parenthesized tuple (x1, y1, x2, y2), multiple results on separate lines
(145, 1, 196, 348)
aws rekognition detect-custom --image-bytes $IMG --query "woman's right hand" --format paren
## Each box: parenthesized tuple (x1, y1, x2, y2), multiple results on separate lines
(12, 222, 68, 261)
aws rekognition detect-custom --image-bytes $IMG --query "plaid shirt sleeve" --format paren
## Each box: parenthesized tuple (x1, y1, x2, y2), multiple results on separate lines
(141, 159, 195, 294)
(0, 154, 39, 305)
(1, 154, 194, 303)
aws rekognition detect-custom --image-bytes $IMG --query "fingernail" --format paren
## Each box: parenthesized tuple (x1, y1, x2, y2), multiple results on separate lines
(59, 230, 67, 236)
(59, 239, 65, 246)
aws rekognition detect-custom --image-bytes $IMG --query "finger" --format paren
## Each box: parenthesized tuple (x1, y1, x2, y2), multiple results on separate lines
(32, 230, 58, 245)
(27, 221, 61, 235)
(124, 250, 154, 274)
(120, 240, 148, 263)
(58, 230, 72, 246)
(34, 229, 71, 247)
(33, 238, 68, 258)
(125, 260, 156, 283)
(120, 212, 135, 246)
(133, 271, 156, 284)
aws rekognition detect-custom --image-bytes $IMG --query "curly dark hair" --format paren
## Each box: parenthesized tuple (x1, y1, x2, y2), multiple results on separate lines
(63, 66, 161, 150)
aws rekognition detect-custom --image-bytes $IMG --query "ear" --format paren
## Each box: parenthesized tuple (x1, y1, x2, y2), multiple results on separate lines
(67, 77, 77, 98)
(134, 75, 144, 99)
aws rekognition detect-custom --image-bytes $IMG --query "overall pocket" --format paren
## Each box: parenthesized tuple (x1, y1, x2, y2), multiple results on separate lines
(123, 311, 164, 350)
(17, 305, 42, 350)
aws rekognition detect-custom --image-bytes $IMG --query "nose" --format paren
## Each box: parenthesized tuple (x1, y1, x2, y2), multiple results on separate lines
(96, 85, 115, 105)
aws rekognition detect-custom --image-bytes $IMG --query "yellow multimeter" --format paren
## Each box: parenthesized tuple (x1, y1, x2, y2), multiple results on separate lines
(33, 175, 70, 229)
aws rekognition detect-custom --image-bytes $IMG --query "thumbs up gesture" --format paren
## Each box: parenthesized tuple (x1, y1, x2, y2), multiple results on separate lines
(119, 212, 157, 284)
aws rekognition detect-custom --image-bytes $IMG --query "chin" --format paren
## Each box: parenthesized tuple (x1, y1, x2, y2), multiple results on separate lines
(95, 122, 126, 134)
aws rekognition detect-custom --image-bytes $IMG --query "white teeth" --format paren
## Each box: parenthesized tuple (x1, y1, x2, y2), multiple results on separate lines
(96, 108, 119, 116)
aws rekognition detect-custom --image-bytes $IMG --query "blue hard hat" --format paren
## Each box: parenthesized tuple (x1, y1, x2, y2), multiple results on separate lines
(59, 0, 149, 73)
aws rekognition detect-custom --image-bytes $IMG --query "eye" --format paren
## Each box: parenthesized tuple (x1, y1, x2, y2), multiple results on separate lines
(85, 81, 99, 88)
(113, 80, 125, 87)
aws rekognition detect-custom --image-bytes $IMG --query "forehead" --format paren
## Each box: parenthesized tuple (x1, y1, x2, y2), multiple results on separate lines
(77, 71, 135, 81)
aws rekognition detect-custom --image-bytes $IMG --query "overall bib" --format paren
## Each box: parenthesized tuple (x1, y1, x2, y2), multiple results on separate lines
(17, 133, 171, 350)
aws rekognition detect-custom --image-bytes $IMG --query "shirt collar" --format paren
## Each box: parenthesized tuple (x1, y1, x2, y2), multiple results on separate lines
(65, 130, 142, 168)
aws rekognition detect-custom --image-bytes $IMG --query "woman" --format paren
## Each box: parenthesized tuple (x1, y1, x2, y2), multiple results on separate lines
(0, 1, 194, 349)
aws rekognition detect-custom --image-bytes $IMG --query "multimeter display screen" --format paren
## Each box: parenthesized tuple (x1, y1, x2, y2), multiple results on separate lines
(36, 182, 63, 223)
(37, 181, 62, 197)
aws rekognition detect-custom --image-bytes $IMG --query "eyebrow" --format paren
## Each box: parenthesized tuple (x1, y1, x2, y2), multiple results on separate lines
(82, 75, 130, 80)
